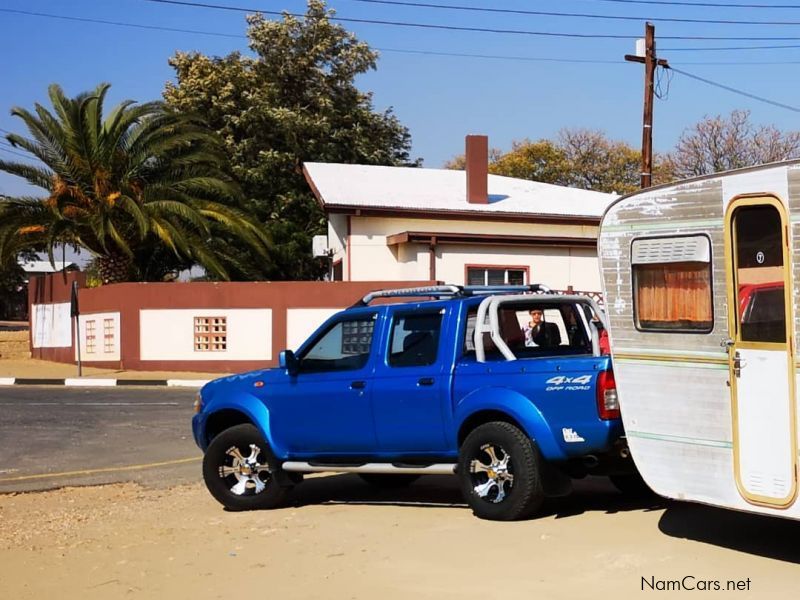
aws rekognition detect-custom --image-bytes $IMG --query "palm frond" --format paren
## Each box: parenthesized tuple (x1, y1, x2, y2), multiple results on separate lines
(0, 159, 54, 190)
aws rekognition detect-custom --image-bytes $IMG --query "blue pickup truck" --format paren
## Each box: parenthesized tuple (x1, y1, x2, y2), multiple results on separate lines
(192, 285, 638, 521)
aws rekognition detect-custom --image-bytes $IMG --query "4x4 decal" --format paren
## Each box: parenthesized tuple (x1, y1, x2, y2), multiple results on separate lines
(545, 375, 593, 392)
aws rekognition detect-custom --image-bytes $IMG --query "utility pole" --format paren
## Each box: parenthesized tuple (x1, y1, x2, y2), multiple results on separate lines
(625, 22, 669, 189)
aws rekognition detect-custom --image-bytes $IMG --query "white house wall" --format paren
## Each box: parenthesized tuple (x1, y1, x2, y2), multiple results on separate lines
(345, 216, 601, 288)
(349, 233, 414, 281)
(75, 312, 121, 362)
(139, 309, 272, 361)
(328, 213, 348, 261)
(31, 302, 72, 348)
(286, 308, 341, 352)
(435, 245, 601, 290)
(567, 248, 604, 291)
(351, 216, 597, 240)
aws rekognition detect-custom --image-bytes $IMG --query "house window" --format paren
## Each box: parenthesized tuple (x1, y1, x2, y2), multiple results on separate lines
(194, 316, 228, 352)
(466, 266, 527, 286)
(85, 320, 96, 354)
(632, 235, 713, 332)
(103, 318, 115, 353)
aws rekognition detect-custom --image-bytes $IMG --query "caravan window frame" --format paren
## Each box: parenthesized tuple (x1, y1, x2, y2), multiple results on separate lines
(631, 233, 715, 334)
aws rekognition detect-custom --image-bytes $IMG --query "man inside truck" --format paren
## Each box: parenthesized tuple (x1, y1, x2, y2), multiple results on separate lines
(524, 308, 560, 348)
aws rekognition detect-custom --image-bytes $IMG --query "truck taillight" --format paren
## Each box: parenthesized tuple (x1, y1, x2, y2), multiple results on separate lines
(597, 369, 620, 420)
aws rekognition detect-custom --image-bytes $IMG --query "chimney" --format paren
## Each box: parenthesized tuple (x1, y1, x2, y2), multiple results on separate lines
(465, 134, 488, 204)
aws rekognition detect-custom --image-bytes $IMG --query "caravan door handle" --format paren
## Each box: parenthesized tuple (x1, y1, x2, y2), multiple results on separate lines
(733, 351, 747, 378)
(350, 380, 366, 390)
(417, 377, 435, 386)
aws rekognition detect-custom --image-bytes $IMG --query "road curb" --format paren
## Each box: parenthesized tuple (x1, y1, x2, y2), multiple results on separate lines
(0, 378, 209, 388)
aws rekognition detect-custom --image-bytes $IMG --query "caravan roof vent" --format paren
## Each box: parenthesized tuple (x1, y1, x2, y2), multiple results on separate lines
(631, 235, 710, 265)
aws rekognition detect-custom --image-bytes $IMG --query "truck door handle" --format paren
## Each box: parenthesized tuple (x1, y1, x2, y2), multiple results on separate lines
(417, 377, 435, 386)
(350, 380, 366, 390)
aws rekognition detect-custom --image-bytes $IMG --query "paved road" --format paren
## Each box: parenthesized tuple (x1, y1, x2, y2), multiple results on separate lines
(0, 387, 202, 493)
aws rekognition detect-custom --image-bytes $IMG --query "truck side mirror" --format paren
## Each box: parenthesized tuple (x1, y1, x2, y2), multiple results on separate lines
(279, 350, 299, 376)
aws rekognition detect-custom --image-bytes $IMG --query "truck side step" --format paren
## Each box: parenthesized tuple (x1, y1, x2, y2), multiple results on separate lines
(281, 461, 456, 475)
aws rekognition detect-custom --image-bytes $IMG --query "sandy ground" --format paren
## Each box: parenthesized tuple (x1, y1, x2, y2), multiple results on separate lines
(0, 358, 228, 380)
(2, 475, 799, 599)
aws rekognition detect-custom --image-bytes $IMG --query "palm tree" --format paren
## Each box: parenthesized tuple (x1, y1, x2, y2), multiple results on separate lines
(0, 83, 270, 283)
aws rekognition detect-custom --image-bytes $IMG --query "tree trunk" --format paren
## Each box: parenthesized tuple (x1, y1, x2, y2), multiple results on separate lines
(96, 253, 133, 284)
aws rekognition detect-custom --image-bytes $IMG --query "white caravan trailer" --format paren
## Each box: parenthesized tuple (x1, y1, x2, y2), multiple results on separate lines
(598, 160, 800, 518)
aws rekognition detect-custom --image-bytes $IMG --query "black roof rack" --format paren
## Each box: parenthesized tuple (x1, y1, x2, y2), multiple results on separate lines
(352, 284, 552, 307)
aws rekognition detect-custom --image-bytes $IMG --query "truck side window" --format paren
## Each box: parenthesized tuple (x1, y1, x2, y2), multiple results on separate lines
(503, 304, 592, 357)
(300, 315, 376, 372)
(389, 312, 442, 367)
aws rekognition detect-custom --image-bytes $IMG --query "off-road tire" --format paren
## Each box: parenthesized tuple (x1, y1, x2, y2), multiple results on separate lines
(458, 421, 544, 521)
(202, 423, 289, 511)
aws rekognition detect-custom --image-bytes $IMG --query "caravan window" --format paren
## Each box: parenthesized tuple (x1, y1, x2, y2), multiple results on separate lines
(632, 235, 713, 332)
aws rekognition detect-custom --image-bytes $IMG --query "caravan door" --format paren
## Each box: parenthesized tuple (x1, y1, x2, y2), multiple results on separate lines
(725, 196, 797, 507)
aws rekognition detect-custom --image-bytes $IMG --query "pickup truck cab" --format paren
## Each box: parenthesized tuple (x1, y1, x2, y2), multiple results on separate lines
(193, 285, 637, 521)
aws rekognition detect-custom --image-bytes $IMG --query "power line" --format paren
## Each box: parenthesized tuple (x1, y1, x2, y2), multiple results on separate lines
(0, 146, 35, 160)
(0, 5, 639, 40)
(349, 0, 800, 26)
(679, 58, 800, 63)
(0, 8, 636, 52)
(375, 47, 623, 63)
(135, 0, 800, 40)
(8, 3, 800, 42)
(5, 7, 800, 62)
(670, 66, 800, 112)
(0, 9, 244, 39)
(4, 7, 800, 64)
(585, 0, 800, 8)
(387, 48, 800, 64)
(139, 0, 636, 38)
(664, 43, 800, 49)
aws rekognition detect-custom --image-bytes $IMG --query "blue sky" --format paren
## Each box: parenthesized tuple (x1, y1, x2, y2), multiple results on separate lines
(4, 0, 800, 200)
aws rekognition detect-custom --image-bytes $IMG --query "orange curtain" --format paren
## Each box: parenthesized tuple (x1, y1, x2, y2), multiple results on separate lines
(635, 262, 712, 327)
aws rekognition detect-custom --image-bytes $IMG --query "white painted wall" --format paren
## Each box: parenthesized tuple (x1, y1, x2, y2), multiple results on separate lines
(75, 312, 121, 361)
(31, 303, 72, 348)
(344, 215, 601, 290)
(286, 308, 341, 352)
(139, 309, 272, 361)
(351, 216, 596, 240)
(328, 213, 348, 266)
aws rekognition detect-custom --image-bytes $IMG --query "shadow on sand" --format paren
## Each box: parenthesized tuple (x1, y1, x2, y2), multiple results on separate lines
(239, 473, 800, 562)
(280, 473, 664, 520)
(658, 501, 800, 564)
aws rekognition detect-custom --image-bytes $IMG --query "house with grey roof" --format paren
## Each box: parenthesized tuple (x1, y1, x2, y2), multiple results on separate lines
(303, 135, 616, 293)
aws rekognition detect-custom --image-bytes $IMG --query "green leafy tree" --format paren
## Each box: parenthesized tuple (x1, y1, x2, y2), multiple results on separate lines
(445, 129, 642, 195)
(490, 139, 570, 183)
(0, 258, 28, 320)
(0, 83, 270, 284)
(163, 0, 417, 280)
